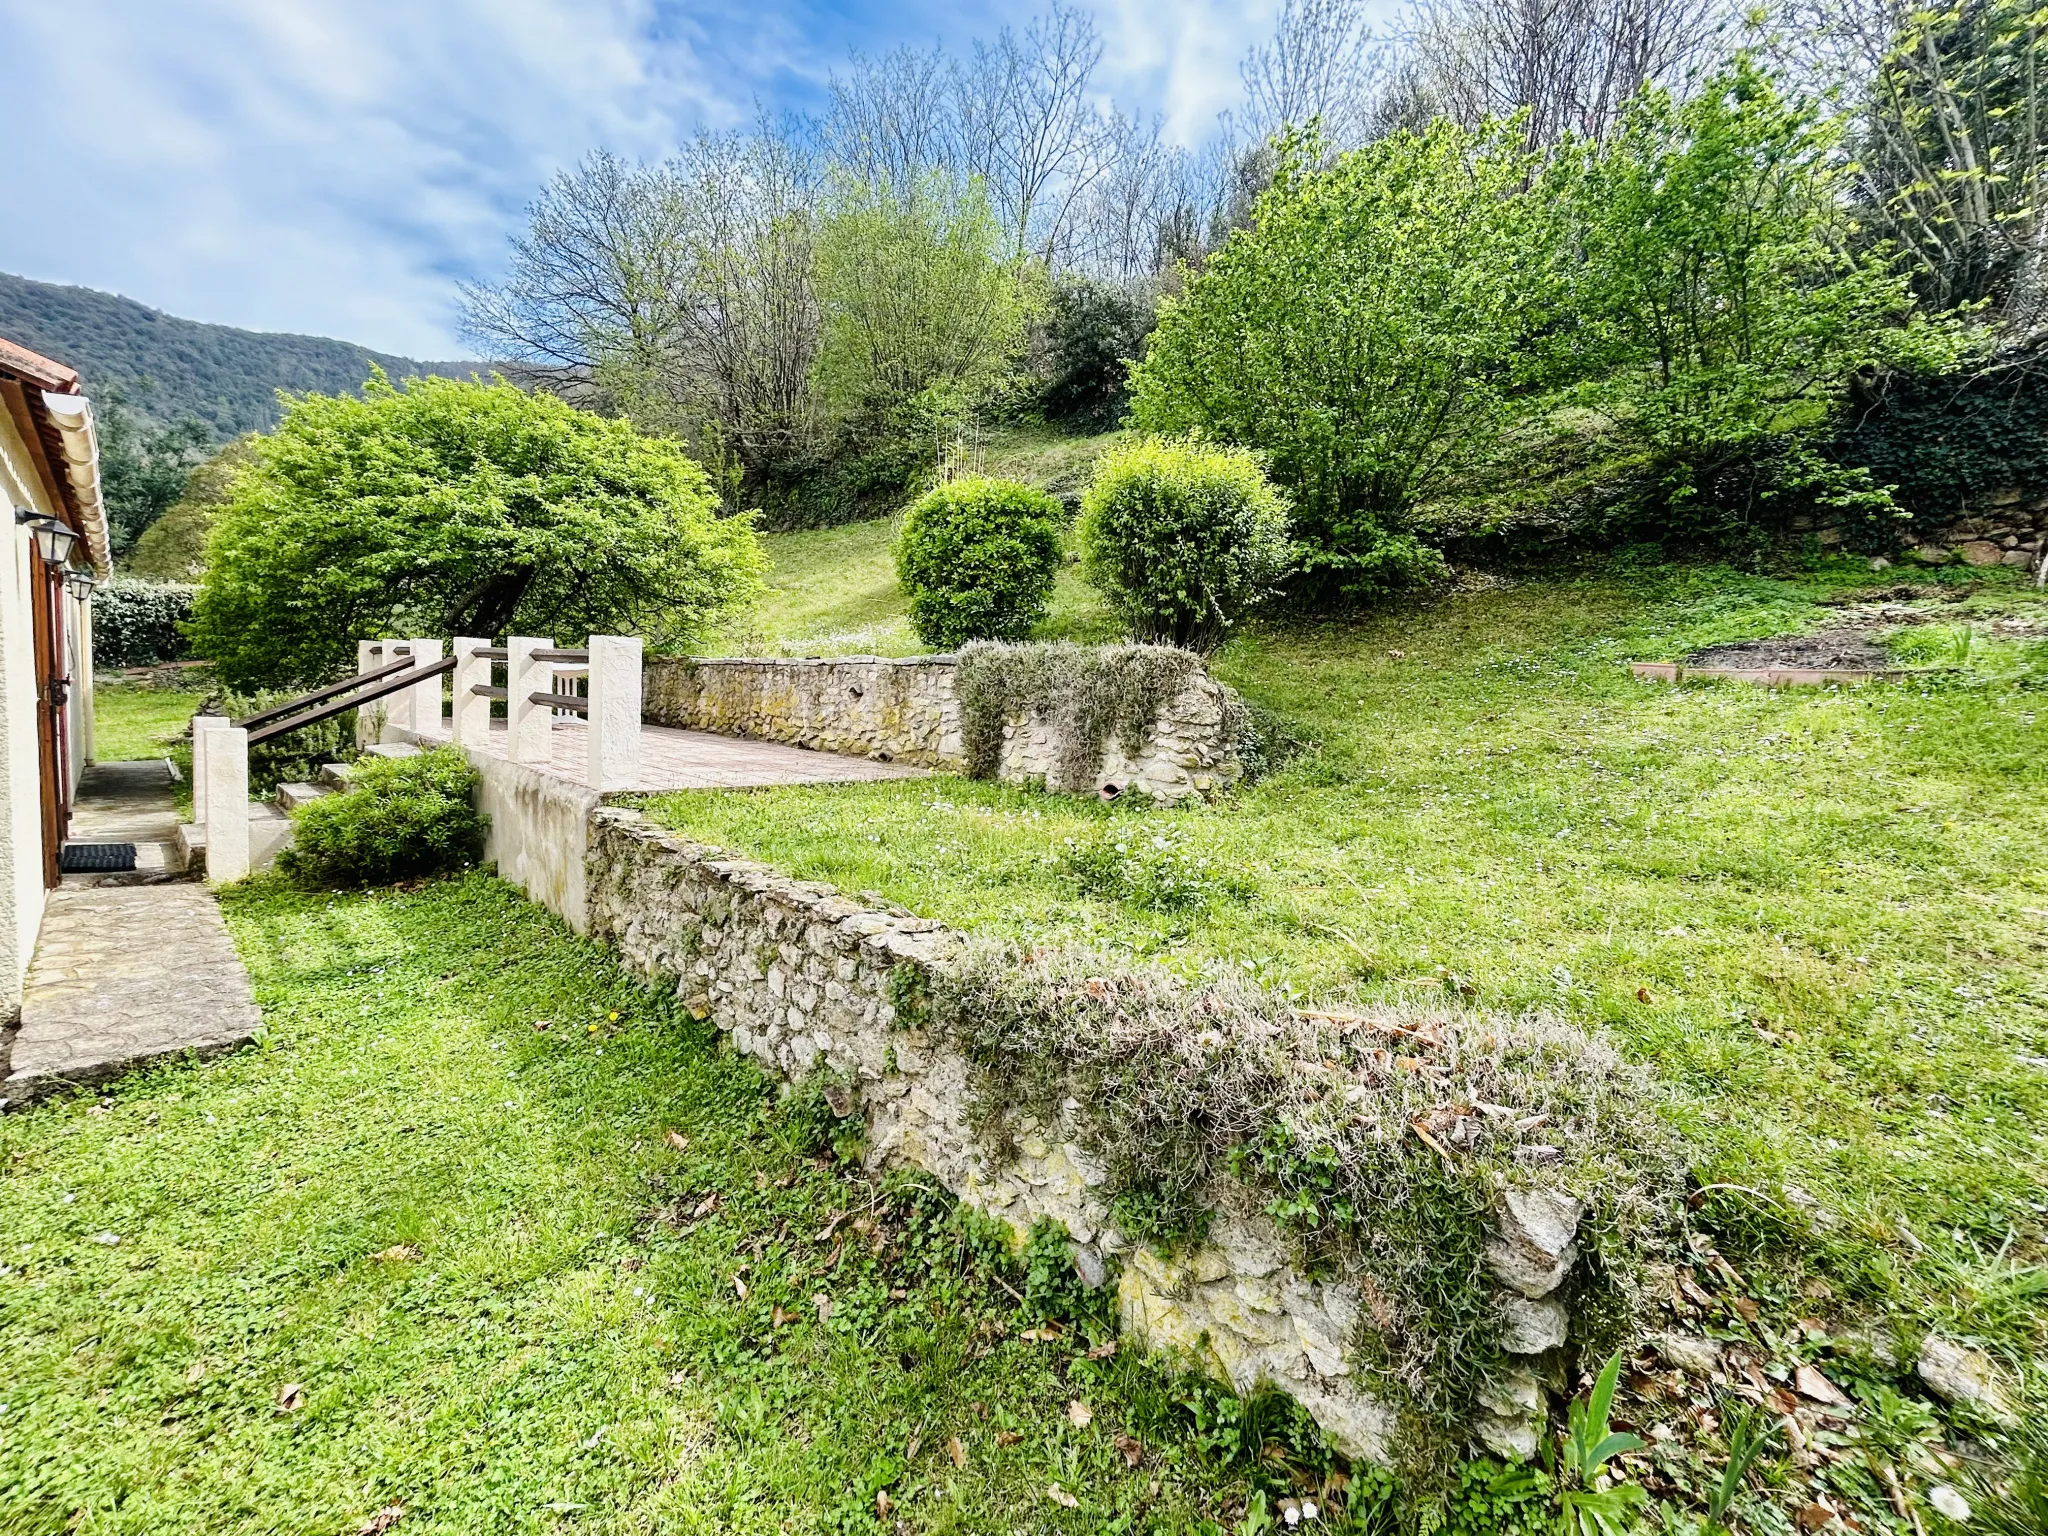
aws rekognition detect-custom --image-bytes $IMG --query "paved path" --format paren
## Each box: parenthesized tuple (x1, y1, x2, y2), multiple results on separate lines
(64, 757, 188, 881)
(2, 761, 260, 1109)
(418, 717, 926, 791)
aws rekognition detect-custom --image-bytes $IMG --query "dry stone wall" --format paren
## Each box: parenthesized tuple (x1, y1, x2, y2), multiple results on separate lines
(643, 654, 1244, 803)
(584, 806, 1587, 1464)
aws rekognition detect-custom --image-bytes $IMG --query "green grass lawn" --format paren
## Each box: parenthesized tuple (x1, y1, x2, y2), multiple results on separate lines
(643, 560, 2048, 1371)
(0, 874, 1312, 1535)
(90, 683, 208, 763)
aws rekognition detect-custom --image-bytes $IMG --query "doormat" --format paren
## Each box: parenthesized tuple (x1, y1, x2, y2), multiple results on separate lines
(60, 842, 137, 872)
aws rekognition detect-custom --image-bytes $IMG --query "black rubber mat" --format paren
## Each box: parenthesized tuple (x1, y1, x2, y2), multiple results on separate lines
(60, 842, 137, 872)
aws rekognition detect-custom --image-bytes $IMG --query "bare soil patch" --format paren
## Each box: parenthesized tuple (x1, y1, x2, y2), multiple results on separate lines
(1683, 629, 1891, 670)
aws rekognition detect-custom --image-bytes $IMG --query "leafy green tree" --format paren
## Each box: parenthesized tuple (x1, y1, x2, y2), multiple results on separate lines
(1128, 122, 1554, 599)
(811, 172, 1039, 435)
(190, 372, 764, 690)
(1564, 57, 1970, 526)
(128, 434, 259, 582)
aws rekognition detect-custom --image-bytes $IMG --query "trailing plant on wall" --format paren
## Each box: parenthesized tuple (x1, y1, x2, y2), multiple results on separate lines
(954, 640, 1230, 794)
(910, 940, 1688, 1476)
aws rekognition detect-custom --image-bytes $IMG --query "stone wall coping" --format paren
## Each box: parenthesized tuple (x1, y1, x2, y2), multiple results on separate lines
(662, 653, 962, 668)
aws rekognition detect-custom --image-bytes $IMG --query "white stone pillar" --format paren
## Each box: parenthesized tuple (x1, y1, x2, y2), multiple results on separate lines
(586, 635, 643, 791)
(507, 636, 553, 765)
(383, 642, 415, 735)
(407, 637, 444, 738)
(452, 638, 493, 747)
(204, 726, 250, 884)
(191, 714, 228, 826)
(355, 641, 380, 747)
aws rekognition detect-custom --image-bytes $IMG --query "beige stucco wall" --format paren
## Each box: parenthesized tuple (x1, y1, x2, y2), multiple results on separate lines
(0, 408, 57, 1020)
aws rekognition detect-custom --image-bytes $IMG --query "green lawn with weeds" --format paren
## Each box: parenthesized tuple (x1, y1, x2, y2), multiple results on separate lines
(0, 874, 1328, 1535)
(90, 682, 208, 763)
(642, 561, 2048, 1381)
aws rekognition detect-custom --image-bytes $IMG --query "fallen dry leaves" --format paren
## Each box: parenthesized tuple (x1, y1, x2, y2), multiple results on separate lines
(369, 1245, 420, 1263)
(276, 1383, 306, 1413)
(947, 1436, 967, 1468)
(664, 1130, 688, 1151)
(996, 1430, 1022, 1447)
(1066, 1400, 1093, 1428)
(1046, 1485, 1079, 1509)
(1113, 1434, 1144, 1468)
(357, 1507, 404, 1534)
(730, 1274, 748, 1301)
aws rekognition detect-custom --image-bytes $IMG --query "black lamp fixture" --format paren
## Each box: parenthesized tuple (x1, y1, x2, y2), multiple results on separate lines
(14, 508, 80, 568)
(63, 568, 98, 602)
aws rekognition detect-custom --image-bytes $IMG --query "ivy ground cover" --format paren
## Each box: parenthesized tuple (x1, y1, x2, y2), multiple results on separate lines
(0, 875, 1308, 1534)
(641, 561, 2048, 1372)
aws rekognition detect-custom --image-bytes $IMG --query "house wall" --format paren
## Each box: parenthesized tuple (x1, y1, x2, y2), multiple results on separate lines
(0, 408, 56, 1022)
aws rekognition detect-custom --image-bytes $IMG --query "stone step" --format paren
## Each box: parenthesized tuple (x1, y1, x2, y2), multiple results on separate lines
(176, 802, 295, 878)
(315, 761, 354, 791)
(362, 742, 422, 761)
(275, 781, 331, 812)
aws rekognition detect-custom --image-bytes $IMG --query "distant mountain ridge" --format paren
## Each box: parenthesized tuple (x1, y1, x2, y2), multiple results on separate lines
(0, 270, 481, 439)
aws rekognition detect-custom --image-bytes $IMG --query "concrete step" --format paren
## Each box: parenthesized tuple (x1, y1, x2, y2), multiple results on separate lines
(315, 761, 354, 791)
(362, 743, 422, 761)
(177, 802, 295, 878)
(275, 781, 332, 812)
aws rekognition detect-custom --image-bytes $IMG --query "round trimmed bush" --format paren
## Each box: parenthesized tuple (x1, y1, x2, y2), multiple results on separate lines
(277, 746, 487, 887)
(1078, 437, 1291, 652)
(895, 476, 1065, 649)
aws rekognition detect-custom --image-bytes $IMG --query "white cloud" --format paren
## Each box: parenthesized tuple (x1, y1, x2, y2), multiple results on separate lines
(1092, 0, 1283, 145)
(0, 0, 735, 354)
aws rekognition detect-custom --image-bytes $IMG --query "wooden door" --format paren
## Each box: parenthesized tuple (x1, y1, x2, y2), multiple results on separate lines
(28, 547, 64, 887)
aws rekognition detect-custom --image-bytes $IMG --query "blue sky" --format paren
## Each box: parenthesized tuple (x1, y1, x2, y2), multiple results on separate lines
(0, 0, 1296, 357)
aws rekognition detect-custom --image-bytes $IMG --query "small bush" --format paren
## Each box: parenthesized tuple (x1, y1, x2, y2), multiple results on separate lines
(1078, 437, 1291, 652)
(92, 578, 196, 668)
(278, 746, 486, 887)
(895, 476, 1064, 649)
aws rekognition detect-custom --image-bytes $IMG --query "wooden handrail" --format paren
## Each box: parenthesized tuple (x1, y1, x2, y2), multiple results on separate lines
(528, 690, 589, 714)
(245, 655, 456, 747)
(531, 648, 590, 663)
(470, 684, 508, 699)
(237, 656, 419, 730)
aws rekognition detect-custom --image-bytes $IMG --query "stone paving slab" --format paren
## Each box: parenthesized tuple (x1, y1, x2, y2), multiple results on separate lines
(2, 884, 262, 1109)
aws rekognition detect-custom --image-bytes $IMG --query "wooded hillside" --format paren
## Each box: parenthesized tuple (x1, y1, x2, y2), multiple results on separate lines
(0, 270, 478, 436)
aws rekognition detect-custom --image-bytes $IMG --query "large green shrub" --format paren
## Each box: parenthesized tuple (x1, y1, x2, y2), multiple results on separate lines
(1036, 276, 1153, 432)
(894, 476, 1064, 649)
(277, 747, 486, 887)
(1129, 121, 1552, 601)
(1077, 437, 1292, 652)
(92, 578, 196, 669)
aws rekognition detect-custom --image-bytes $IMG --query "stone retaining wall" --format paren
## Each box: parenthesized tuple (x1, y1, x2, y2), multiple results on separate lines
(644, 654, 1244, 803)
(583, 805, 1585, 1463)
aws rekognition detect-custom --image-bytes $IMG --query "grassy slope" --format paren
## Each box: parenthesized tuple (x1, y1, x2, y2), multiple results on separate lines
(644, 554, 2048, 1365)
(0, 874, 1294, 1534)
(714, 426, 1121, 658)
